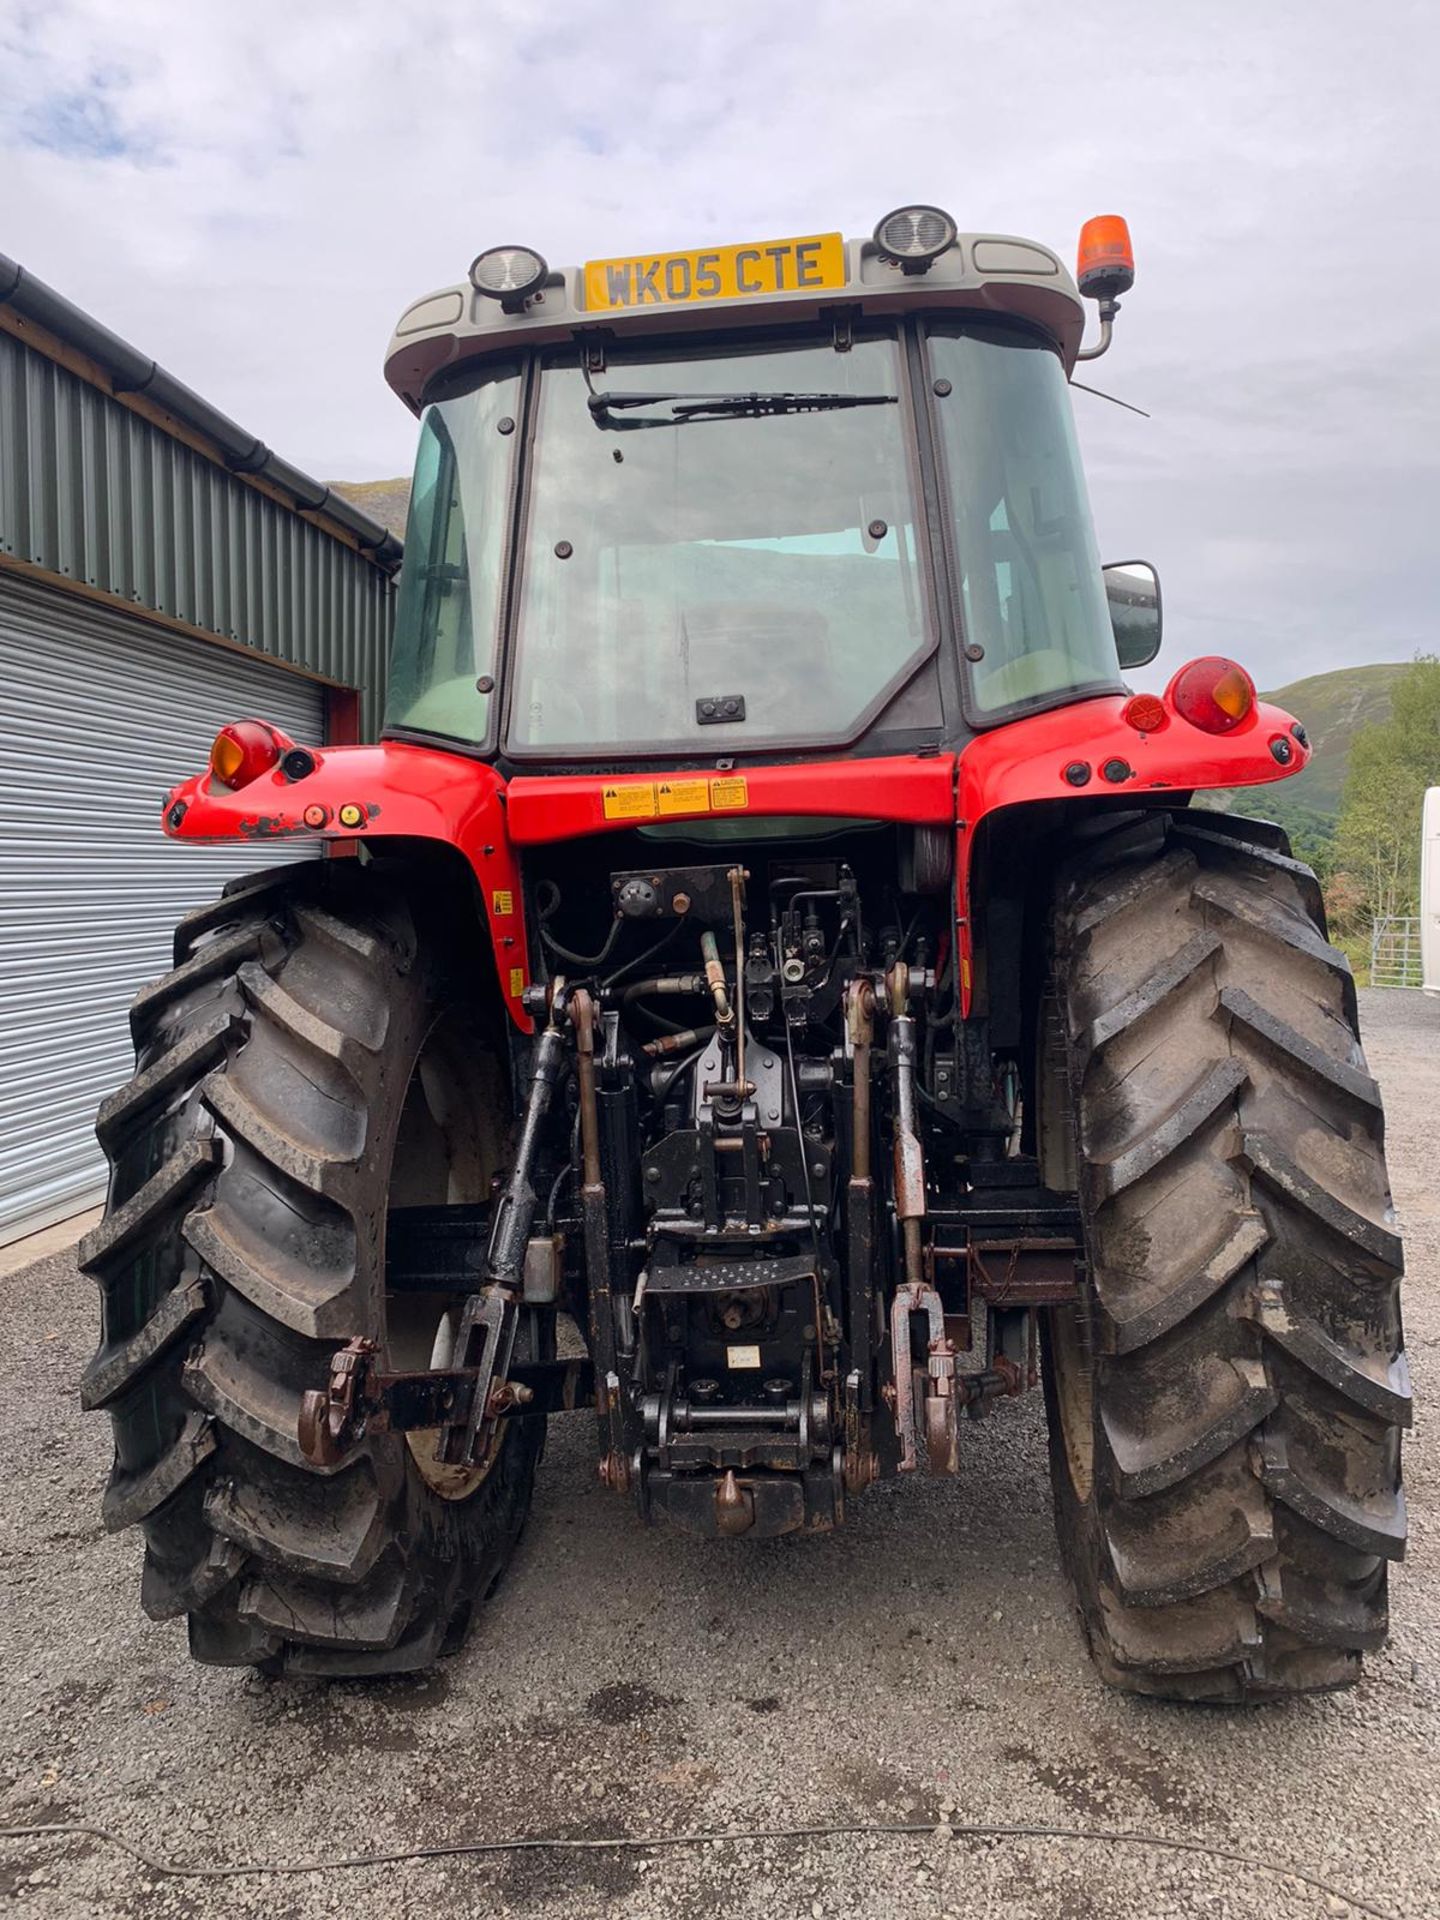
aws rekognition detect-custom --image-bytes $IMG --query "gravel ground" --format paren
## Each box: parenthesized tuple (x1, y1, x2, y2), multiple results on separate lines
(2, 987, 1436, 1920)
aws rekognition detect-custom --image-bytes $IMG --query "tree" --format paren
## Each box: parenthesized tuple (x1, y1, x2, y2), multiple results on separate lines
(1332, 655, 1440, 930)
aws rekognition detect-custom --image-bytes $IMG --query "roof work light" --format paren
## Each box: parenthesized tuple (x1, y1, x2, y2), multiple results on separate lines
(469, 245, 549, 304)
(872, 205, 958, 272)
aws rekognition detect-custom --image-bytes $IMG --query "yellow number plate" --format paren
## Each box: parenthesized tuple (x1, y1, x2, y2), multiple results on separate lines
(583, 233, 845, 311)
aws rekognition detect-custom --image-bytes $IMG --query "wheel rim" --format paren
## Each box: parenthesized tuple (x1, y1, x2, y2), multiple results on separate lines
(385, 1007, 509, 1501)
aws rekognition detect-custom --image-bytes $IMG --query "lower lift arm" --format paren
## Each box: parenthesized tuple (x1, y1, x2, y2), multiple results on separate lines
(299, 992, 583, 1469)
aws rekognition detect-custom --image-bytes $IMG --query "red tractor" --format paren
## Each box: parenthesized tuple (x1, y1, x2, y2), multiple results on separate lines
(82, 209, 1407, 1699)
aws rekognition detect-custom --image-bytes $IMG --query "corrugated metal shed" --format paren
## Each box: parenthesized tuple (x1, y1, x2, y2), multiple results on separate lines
(0, 572, 326, 1240)
(0, 255, 407, 1243)
(0, 255, 402, 736)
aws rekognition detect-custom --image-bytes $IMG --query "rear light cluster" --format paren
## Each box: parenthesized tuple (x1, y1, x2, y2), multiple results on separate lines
(209, 721, 282, 790)
(1065, 655, 1277, 789)
(1168, 657, 1256, 734)
(209, 722, 318, 791)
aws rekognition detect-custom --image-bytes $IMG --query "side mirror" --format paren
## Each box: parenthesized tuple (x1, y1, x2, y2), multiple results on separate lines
(1104, 560, 1162, 669)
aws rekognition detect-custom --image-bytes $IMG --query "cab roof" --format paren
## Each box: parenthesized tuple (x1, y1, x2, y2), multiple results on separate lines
(383, 228, 1088, 414)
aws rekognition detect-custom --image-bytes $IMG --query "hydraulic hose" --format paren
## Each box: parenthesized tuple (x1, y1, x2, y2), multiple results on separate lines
(699, 931, 734, 1025)
(618, 974, 707, 1005)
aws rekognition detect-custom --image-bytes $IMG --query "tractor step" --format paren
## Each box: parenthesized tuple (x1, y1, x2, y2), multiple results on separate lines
(644, 1251, 818, 1293)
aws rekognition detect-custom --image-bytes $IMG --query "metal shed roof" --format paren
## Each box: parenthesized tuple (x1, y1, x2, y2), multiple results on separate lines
(0, 254, 403, 569)
(0, 255, 403, 736)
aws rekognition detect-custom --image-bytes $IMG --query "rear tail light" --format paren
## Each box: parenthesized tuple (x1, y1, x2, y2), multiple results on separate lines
(1168, 657, 1255, 734)
(210, 721, 282, 790)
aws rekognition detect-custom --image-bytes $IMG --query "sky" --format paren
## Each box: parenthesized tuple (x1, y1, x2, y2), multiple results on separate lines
(2, 0, 1435, 689)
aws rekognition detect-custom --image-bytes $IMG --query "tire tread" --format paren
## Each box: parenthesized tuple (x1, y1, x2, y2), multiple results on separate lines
(1044, 808, 1406, 1701)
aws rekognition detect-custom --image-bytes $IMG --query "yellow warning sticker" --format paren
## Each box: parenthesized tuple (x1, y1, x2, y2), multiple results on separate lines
(709, 775, 749, 811)
(657, 777, 711, 816)
(492, 889, 514, 917)
(602, 782, 658, 820)
(509, 967, 525, 997)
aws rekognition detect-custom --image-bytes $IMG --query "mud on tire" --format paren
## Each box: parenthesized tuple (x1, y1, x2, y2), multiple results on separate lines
(79, 860, 541, 1675)
(1042, 810, 1408, 1701)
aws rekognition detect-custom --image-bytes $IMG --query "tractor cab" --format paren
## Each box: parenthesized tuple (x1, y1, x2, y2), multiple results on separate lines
(380, 208, 1155, 769)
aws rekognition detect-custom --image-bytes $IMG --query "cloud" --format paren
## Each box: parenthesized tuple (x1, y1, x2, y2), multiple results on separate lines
(15, 86, 138, 160)
(2, 0, 1434, 685)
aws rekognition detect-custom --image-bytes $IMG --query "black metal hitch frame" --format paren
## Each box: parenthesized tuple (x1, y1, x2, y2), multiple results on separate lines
(298, 1337, 594, 1469)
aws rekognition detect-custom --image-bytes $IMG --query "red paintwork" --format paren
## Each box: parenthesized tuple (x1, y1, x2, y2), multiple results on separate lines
(161, 741, 532, 1028)
(952, 689, 1308, 1011)
(162, 670, 1306, 1031)
(505, 755, 959, 843)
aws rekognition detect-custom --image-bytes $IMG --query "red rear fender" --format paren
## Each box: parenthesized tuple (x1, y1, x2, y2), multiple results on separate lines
(162, 740, 532, 1029)
(952, 690, 1310, 1010)
(159, 683, 1307, 1031)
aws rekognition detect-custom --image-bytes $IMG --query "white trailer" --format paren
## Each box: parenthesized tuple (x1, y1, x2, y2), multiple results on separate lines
(1423, 787, 1440, 995)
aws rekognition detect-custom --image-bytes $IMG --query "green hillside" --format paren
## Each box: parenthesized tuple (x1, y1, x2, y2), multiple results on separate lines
(330, 476, 411, 538)
(1252, 662, 1410, 815)
(1208, 661, 1409, 871)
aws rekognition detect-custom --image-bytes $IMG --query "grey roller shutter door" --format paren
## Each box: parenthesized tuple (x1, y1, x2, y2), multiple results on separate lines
(0, 574, 327, 1244)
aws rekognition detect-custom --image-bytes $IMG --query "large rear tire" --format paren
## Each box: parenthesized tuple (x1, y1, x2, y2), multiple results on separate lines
(1042, 810, 1408, 1701)
(79, 861, 541, 1675)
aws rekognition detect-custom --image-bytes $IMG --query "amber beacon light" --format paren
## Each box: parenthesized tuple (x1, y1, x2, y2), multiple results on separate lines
(1076, 214, 1135, 300)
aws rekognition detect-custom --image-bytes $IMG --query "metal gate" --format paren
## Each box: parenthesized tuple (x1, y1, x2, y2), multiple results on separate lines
(1369, 915, 1423, 990)
(0, 573, 327, 1243)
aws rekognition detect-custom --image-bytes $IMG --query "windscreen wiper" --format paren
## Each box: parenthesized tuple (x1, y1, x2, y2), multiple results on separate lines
(586, 388, 897, 420)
